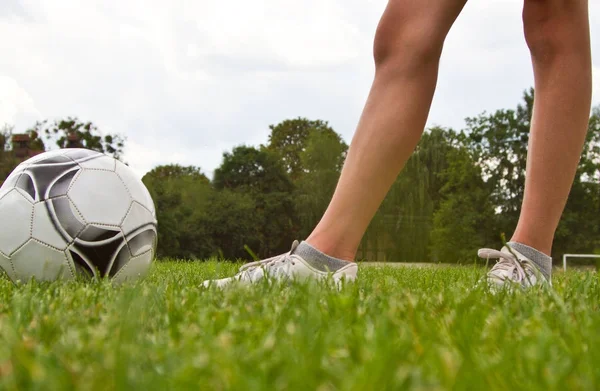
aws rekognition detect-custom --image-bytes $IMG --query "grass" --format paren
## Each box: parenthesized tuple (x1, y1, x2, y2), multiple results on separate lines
(0, 261, 599, 390)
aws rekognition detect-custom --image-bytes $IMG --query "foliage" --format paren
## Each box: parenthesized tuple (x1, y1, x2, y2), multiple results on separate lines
(0, 125, 45, 186)
(464, 90, 600, 259)
(1, 117, 127, 187)
(0, 125, 17, 185)
(0, 124, 10, 151)
(36, 117, 126, 160)
(203, 189, 259, 259)
(143, 165, 209, 181)
(430, 146, 495, 262)
(1, 265, 600, 390)
(142, 165, 213, 259)
(267, 117, 340, 180)
(214, 145, 293, 194)
(464, 89, 533, 238)
(146, 96, 600, 262)
(361, 127, 459, 262)
(294, 129, 348, 238)
(4, 91, 598, 262)
(554, 107, 600, 257)
(214, 145, 296, 257)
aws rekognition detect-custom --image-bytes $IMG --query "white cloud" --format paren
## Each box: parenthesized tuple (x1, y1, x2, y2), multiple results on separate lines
(183, 0, 364, 69)
(1, 0, 600, 179)
(0, 75, 40, 127)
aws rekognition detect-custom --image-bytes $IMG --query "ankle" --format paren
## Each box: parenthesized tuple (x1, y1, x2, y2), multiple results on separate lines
(507, 241, 553, 281)
(305, 233, 356, 262)
(510, 231, 552, 257)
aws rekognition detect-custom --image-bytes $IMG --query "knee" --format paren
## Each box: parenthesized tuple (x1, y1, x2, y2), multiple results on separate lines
(523, 0, 588, 63)
(373, 2, 447, 76)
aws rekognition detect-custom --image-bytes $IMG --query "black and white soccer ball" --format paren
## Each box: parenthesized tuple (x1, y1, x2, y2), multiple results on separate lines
(0, 149, 157, 283)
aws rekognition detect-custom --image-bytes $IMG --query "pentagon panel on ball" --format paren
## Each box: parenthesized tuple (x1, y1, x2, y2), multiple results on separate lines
(0, 148, 158, 283)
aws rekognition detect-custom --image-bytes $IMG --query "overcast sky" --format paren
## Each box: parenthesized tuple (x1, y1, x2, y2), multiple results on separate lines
(1, 0, 600, 178)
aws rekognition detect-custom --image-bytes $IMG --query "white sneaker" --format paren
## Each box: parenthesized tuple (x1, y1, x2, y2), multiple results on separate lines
(478, 246, 551, 289)
(202, 241, 358, 288)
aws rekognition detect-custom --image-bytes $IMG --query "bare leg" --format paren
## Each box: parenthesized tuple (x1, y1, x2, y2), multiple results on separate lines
(511, 0, 592, 255)
(306, 0, 468, 261)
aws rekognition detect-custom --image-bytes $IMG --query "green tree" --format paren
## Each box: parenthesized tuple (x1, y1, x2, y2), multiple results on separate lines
(37, 117, 125, 160)
(0, 125, 16, 184)
(144, 164, 209, 183)
(204, 189, 259, 260)
(365, 162, 435, 262)
(267, 118, 340, 180)
(430, 146, 495, 262)
(214, 145, 293, 194)
(359, 127, 459, 262)
(25, 129, 45, 152)
(0, 125, 45, 185)
(294, 129, 348, 238)
(465, 91, 600, 259)
(213, 145, 296, 257)
(553, 106, 600, 258)
(418, 127, 462, 210)
(143, 165, 213, 259)
(465, 89, 533, 237)
(0, 124, 10, 151)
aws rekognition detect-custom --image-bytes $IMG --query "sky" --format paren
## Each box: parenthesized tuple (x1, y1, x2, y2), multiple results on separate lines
(1, 0, 600, 178)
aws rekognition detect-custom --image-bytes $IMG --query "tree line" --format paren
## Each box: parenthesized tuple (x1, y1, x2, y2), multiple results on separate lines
(1, 89, 599, 263)
(141, 89, 600, 263)
(1, 117, 125, 182)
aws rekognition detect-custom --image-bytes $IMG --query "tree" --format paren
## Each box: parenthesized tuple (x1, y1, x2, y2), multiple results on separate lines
(35, 117, 125, 160)
(417, 127, 462, 211)
(294, 129, 348, 238)
(142, 165, 213, 259)
(24, 129, 45, 151)
(267, 118, 341, 180)
(142, 165, 208, 181)
(430, 145, 495, 262)
(0, 124, 10, 151)
(465, 91, 600, 259)
(358, 127, 459, 262)
(143, 163, 267, 260)
(204, 189, 259, 260)
(363, 161, 435, 262)
(214, 145, 293, 194)
(0, 125, 16, 184)
(0, 125, 45, 185)
(553, 106, 600, 258)
(464, 89, 533, 237)
(213, 145, 296, 257)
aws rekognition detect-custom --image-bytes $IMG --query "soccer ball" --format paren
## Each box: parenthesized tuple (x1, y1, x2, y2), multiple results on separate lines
(0, 149, 157, 283)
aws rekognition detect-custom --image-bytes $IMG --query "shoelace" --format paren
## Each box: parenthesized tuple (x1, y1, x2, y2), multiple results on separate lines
(239, 253, 294, 272)
(237, 241, 300, 276)
(478, 248, 537, 285)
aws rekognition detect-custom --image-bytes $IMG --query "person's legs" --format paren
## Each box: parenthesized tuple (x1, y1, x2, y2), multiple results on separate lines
(203, 0, 469, 287)
(480, 0, 591, 288)
(511, 0, 592, 256)
(306, 0, 468, 261)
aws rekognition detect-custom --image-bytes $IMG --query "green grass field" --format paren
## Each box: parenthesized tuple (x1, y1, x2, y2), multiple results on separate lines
(0, 262, 599, 391)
